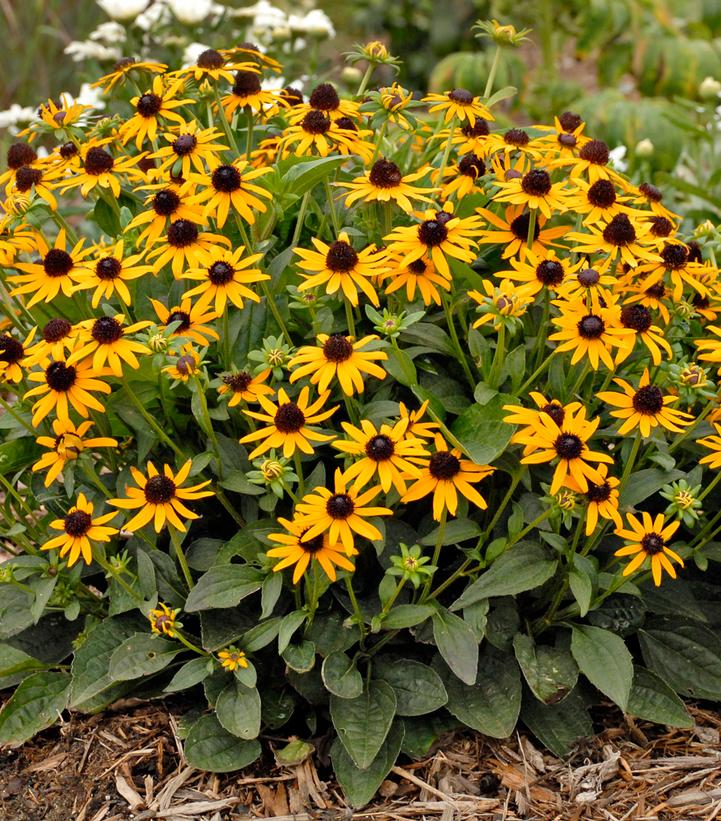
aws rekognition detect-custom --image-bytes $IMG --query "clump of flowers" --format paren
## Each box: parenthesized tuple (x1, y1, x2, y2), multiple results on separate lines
(1, 21, 721, 807)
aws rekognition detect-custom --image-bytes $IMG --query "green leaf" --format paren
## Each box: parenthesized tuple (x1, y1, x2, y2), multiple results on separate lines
(241, 618, 281, 652)
(451, 543, 557, 611)
(439, 645, 521, 738)
(569, 556, 595, 618)
(374, 658, 448, 716)
(627, 666, 693, 728)
(282, 155, 348, 196)
(331, 722, 404, 808)
(513, 634, 578, 704)
(216, 680, 262, 740)
(278, 609, 307, 654)
(330, 680, 397, 769)
(431, 607, 478, 685)
(639, 619, 721, 699)
(0, 671, 70, 745)
(570, 625, 633, 710)
(451, 394, 515, 464)
(420, 518, 481, 546)
(0, 643, 45, 683)
(184, 714, 261, 773)
(185, 566, 264, 612)
(0, 437, 37, 475)
(619, 468, 685, 507)
(164, 658, 212, 693)
(108, 634, 180, 681)
(383, 604, 435, 629)
(93, 197, 120, 236)
(322, 652, 363, 699)
(521, 689, 593, 757)
(0, 586, 34, 640)
(282, 640, 316, 673)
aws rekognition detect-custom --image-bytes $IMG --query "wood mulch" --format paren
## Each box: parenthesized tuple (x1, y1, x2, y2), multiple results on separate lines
(2, 699, 721, 821)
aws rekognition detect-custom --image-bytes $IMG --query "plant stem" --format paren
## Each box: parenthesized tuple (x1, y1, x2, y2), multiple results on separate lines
(0, 394, 35, 436)
(619, 433, 641, 490)
(169, 526, 194, 590)
(344, 575, 366, 640)
(291, 190, 311, 246)
(356, 64, 375, 97)
(324, 178, 341, 236)
(442, 292, 475, 391)
(483, 46, 502, 99)
(261, 281, 293, 347)
(518, 351, 555, 395)
(344, 299, 356, 338)
(698, 470, 721, 502)
(421, 510, 446, 599)
(123, 382, 186, 460)
(488, 323, 505, 388)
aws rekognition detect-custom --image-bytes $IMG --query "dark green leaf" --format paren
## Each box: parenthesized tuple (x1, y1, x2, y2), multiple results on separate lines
(513, 634, 578, 704)
(0, 671, 70, 745)
(451, 394, 515, 464)
(628, 666, 693, 727)
(164, 658, 212, 693)
(383, 604, 435, 629)
(431, 607, 478, 685)
(108, 634, 180, 681)
(322, 652, 363, 699)
(571, 625, 633, 710)
(216, 680, 262, 739)
(521, 688, 592, 757)
(184, 714, 261, 773)
(185, 566, 264, 612)
(374, 658, 447, 716)
(330, 680, 397, 769)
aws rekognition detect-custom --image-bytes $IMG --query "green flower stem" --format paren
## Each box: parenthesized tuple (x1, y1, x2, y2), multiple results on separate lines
(442, 292, 475, 391)
(222, 309, 231, 370)
(123, 381, 187, 460)
(370, 119, 389, 164)
(481, 469, 524, 541)
(305, 563, 321, 624)
(344, 299, 356, 338)
(421, 509, 446, 599)
(436, 116, 457, 188)
(0, 394, 35, 436)
(169, 526, 194, 590)
(192, 375, 224, 481)
(175, 630, 208, 656)
(343, 393, 360, 427)
(356, 63, 375, 97)
(245, 105, 254, 161)
(517, 350, 555, 395)
(294, 451, 305, 497)
(291, 190, 311, 247)
(213, 84, 239, 154)
(668, 402, 712, 454)
(324, 178, 341, 236)
(261, 281, 293, 346)
(619, 433, 641, 490)
(80, 460, 112, 498)
(532, 289, 551, 371)
(483, 45, 502, 99)
(344, 575, 366, 640)
(488, 322, 505, 388)
(390, 335, 416, 386)
(0, 473, 36, 522)
(505, 508, 552, 551)
(427, 557, 472, 601)
(526, 209, 537, 250)
(95, 552, 143, 601)
(216, 488, 245, 527)
(698, 469, 721, 502)
(52, 209, 79, 245)
(379, 577, 406, 619)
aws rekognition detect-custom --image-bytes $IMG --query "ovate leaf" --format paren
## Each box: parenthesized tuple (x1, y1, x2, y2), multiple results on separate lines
(0, 671, 70, 745)
(571, 625, 633, 711)
(216, 680, 262, 740)
(185, 566, 264, 612)
(330, 680, 397, 769)
(513, 634, 578, 704)
(627, 666, 693, 728)
(184, 714, 261, 773)
(431, 607, 478, 685)
(374, 658, 448, 716)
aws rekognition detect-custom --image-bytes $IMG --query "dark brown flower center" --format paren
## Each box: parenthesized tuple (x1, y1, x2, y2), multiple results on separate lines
(504, 128, 529, 147)
(418, 220, 448, 247)
(208, 260, 235, 285)
(429, 450, 461, 480)
(326, 241, 358, 272)
(620, 304, 652, 332)
(587, 179, 616, 208)
(461, 119, 489, 137)
(137, 93, 162, 118)
(211, 165, 242, 193)
(646, 283, 665, 299)
(166, 310, 191, 331)
(521, 169, 551, 197)
(693, 294, 710, 310)
(197, 48, 224, 69)
(555, 434, 584, 459)
(84, 147, 114, 176)
(153, 189, 181, 216)
(558, 133, 577, 147)
(323, 334, 353, 362)
(42, 318, 71, 343)
(301, 110, 331, 135)
(688, 239, 703, 261)
(7, 142, 37, 170)
(96, 257, 122, 280)
(91, 316, 123, 344)
(46, 361, 77, 392)
(173, 134, 197, 156)
(641, 532, 664, 555)
(579, 140, 609, 165)
(281, 86, 304, 106)
(145, 474, 176, 504)
(223, 371, 253, 391)
(59, 141, 79, 159)
(510, 213, 539, 242)
(64, 510, 92, 537)
(0, 335, 24, 364)
(458, 153, 485, 178)
(309, 82, 340, 111)
(326, 493, 354, 518)
(335, 116, 357, 131)
(536, 259, 564, 286)
(365, 434, 394, 461)
(407, 258, 427, 274)
(578, 268, 600, 287)
(602, 214, 636, 247)
(15, 166, 42, 192)
(299, 531, 324, 553)
(113, 57, 136, 72)
(167, 219, 199, 248)
(558, 111, 583, 132)
(233, 70, 262, 96)
(368, 159, 403, 189)
(586, 481, 611, 503)
(632, 385, 664, 415)
(274, 402, 305, 432)
(448, 88, 473, 104)
(44, 249, 74, 277)
(660, 243, 688, 270)
(638, 182, 662, 202)
(542, 402, 565, 426)
(649, 216, 673, 237)
(577, 315, 605, 339)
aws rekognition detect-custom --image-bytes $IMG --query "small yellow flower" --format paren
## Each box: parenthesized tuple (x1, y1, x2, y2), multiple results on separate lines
(149, 603, 180, 637)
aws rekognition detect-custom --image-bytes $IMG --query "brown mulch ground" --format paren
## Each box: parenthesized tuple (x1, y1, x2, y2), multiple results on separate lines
(2, 701, 721, 821)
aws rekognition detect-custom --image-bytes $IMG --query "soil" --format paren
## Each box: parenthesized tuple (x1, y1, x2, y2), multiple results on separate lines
(2, 698, 721, 821)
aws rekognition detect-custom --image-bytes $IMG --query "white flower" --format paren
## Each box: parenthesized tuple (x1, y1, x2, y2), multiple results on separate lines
(608, 145, 627, 173)
(75, 83, 107, 110)
(635, 138, 654, 158)
(699, 76, 721, 100)
(167, 0, 214, 24)
(89, 21, 127, 43)
(251, 0, 287, 29)
(96, 0, 149, 22)
(0, 104, 37, 130)
(135, 1, 172, 31)
(64, 40, 122, 62)
(288, 9, 334, 38)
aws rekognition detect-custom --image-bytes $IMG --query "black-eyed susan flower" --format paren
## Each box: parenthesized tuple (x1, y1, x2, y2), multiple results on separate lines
(382, 255, 451, 306)
(0, 142, 39, 189)
(278, 110, 373, 160)
(25, 358, 112, 426)
(567, 213, 660, 268)
(448, 118, 491, 157)
(556, 264, 616, 312)
(614, 303, 672, 366)
(475, 205, 567, 262)
(493, 167, 569, 220)
(267, 516, 357, 583)
(128, 179, 205, 246)
(564, 463, 622, 535)
(402, 433, 494, 521)
(423, 89, 493, 127)
(172, 48, 257, 85)
(438, 153, 487, 200)
(288, 333, 387, 396)
(218, 646, 249, 671)
(531, 113, 590, 157)
(521, 406, 613, 494)
(146, 219, 231, 278)
(333, 418, 428, 494)
(384, 205, 481, 279)
(24, 318, 78, 369)
(148, 602, 180, 636)
(614, 512, 683, 586)
(503, 393, 583, 456)
(41, 493, 118, 567)
(163, 344, 202, 382)
(631, 181, 678, 222)
(9, 228, 93, 308)
(497, 249, 581, 297)
(223, 42, 281, 73)
(92, 57, 167, 93)
(483, 128, 542, 164)
(549, 299, 633, 370)
(219, 368, 274, 406)
(699, 422, 721, 468)
(552, 138, 626, 185)
(295, 232, 384, 307)
(30, 96, 92, 137)
(469, 278, 534, 330)
(73, 240, 153, 308)
(220, 70, 277, 118)
(634, 241, 709, 301)
(189, 160, 272, 227)
(150, 297, 219, 347)
(119, 75, 193, 150)
(294, 468, 391, 554)
(597, 369, 693, 438)
(68, 315, 151, 377)
(565, 177, 639, 226)
(398, 400, 439, 440)
(624, 281, 672, 325)
(290, 82, 359, 124)
(336, 159, 435, 213)
(182, 246, 268, 312)
(110, 460, 213, 533)
(0, 327, 36, 383)
(4, 162, 62, 210)
(149, 122, 229, 177)
(240, 387, 338, 458)
(33, 419, 118, 487)
(57, 141, 146, 198)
